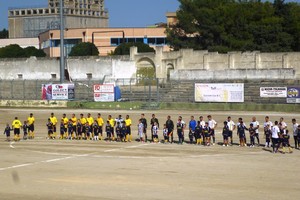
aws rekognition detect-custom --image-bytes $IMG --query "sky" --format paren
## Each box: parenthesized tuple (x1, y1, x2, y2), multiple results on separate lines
(0, 0, 180, 29)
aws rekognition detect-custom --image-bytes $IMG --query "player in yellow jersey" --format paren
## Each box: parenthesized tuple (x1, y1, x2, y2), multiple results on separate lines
(86, 113, 94, 139)
(70, 113, 77, 139)
(108, 115, 116, 140)
(125, 115, 132, 142)
(27, 113, 35, 139)
(50, 113, 58, 138)
(79, 113, 87, 139)
(12, 117, 22, 141)
(61, 113, 69, 139)
(96, 113, 104, 140)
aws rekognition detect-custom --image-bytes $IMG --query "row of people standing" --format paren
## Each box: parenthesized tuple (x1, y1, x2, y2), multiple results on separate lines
(3, 113, 35, 141)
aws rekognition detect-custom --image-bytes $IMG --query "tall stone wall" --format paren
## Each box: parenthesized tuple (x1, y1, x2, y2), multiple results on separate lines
(0, 56, 136, 81)
(147, 48, 300, 80)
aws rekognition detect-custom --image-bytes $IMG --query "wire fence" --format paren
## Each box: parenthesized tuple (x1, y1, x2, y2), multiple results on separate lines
(0, 78, 298, 105)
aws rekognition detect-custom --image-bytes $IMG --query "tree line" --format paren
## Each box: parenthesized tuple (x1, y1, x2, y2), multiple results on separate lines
(167, 0, 300, 53)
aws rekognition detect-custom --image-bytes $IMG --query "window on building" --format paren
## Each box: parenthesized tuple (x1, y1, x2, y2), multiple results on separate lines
(136, 38, 143, 43)
(156, 38, 166, 45)
(111, 38, 119, 46)
(148, 38, 156, 45)
(51, 74, 57, 79)
(86, 73, 92, 79)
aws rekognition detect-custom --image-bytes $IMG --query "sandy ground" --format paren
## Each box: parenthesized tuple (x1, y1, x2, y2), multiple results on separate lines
(0, 108, 300, 200)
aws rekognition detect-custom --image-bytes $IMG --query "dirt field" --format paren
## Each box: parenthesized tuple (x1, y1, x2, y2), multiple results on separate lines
(0, 108, 299, 200)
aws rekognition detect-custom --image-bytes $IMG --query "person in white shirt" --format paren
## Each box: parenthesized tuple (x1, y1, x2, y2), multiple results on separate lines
(271, 121, 280, 153)
(208, 115, 217, 145)
(227, 116, 236, 146)
(263, 116, 273, 147)
(279, 117, 287, 134)
(251, 117, 260, 146)
(178, 116, 186, 143)
(292, 119, 299, 149)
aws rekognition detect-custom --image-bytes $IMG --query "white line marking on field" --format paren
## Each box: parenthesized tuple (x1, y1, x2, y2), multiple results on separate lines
(104, 143, 150, 153)
(9, 141, 15, 149)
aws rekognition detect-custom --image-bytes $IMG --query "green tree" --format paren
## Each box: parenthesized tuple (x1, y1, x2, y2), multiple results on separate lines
(167, 0, 300, 52)
(24, 46, 46, 57)
(69, 42, 99, 56)
(112, 42, 155, 55)
(0, 44, 46, 58)
(0, 29, 8, 39)
(0, 44, 26, 58)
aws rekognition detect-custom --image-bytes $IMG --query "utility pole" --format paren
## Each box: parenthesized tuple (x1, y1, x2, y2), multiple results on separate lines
(59, 0, 65, 83)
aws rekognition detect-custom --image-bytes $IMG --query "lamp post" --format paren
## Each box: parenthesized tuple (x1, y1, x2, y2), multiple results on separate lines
(59, 0, 65, 83)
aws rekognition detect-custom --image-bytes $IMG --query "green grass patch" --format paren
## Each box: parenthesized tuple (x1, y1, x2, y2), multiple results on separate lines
(67, 101, 144, 110)
(67, 101, 299, 112)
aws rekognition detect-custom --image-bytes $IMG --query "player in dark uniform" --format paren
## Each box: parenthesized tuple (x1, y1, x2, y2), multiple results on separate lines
(105, 120, 112, 142)
(67, 119, 73, 140)
(23, 121, 29, 140)
(166, 115, 174, 143)
(203, 122, 211, 146)
(249, 123, 256, 147)
(76, 120, 83, 140)
(3, 123, 12, 141)
(121, 121, 127, 142)
(150, 114, 159, 142)
(177, 118, 184, 145)
(46, 118, 54, 139)
(222, 121, 230, 146)
(115, 122, 121, 142)
(194, 121, 202, 145)
(140, 114, 148, 142)
(92, 121, 99, 141)
(237, 121, 248, 147)
(85, 122, 92, 140)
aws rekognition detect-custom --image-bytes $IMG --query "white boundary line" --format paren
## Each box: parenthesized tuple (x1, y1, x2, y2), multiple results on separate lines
(104, 143, 150, 152)
(9, 141, 15, 149)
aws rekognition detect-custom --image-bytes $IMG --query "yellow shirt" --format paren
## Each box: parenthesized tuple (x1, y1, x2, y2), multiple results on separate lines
(62, 117, 69, 128)
(97, 117, 104, 126)
(71, 117, 77, 126)
(108, 118, 115, 127)
(12, 120, 22, 129)
(80, 117, 87, 125)
(27, 116, 35, 125)
(86, 117, 94, 126)
(50, 116, 58, 126)
(125, 119, 132, 127)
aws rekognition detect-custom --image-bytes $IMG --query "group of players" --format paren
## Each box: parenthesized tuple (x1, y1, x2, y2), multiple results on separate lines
(3, 112, 300, 153)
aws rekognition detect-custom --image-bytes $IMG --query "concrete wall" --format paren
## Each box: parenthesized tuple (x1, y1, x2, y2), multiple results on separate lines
(129, 48, 300, 80)
(0, 56, 136, 80)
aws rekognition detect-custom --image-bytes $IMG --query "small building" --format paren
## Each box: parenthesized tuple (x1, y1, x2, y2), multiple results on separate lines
(8, 0, 108, 38)
(39, 27, 169, 56)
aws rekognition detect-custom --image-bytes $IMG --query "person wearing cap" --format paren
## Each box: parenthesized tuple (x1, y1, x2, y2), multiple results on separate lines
(27, 113, 35, 139)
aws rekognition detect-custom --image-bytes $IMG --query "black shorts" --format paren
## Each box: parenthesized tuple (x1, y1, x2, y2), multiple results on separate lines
(98, 126, 103, 134)
(239, 133, 245, 139)
(223, 135, 228, 140)
(73, 125, 77, 133)
(228, 131, 233, 137)
(53, 126, 57, 133)
(127, 126, 131, 135)
(48, 130, 53, 135)
(153, 135, 158, 139)
(6, 133, 10, 137)
(211, 129, 215, 137)
(28, 124, 34, 132)
(205, 133, 210, 138)
(14, 128, 20, 135)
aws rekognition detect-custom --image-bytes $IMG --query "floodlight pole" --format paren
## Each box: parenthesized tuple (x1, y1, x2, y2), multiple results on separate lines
(59, 0, 65, 83)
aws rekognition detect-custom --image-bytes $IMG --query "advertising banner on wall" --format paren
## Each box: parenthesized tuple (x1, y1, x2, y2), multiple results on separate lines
(260, 87, 287, 98)
(195, 83, 244, 102)
(94, 84, 115, 102)
(42, 84, 75, 100)
(287, 87, 300, 103)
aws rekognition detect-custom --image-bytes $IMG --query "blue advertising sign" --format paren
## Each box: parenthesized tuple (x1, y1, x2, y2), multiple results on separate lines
(287, 87, 300, 103)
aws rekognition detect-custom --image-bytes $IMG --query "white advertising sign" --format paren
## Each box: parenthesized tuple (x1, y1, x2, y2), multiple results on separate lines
(195, 83, 244, 102)
(260, 87, 287, 98)
(94, 84, 115, 102)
